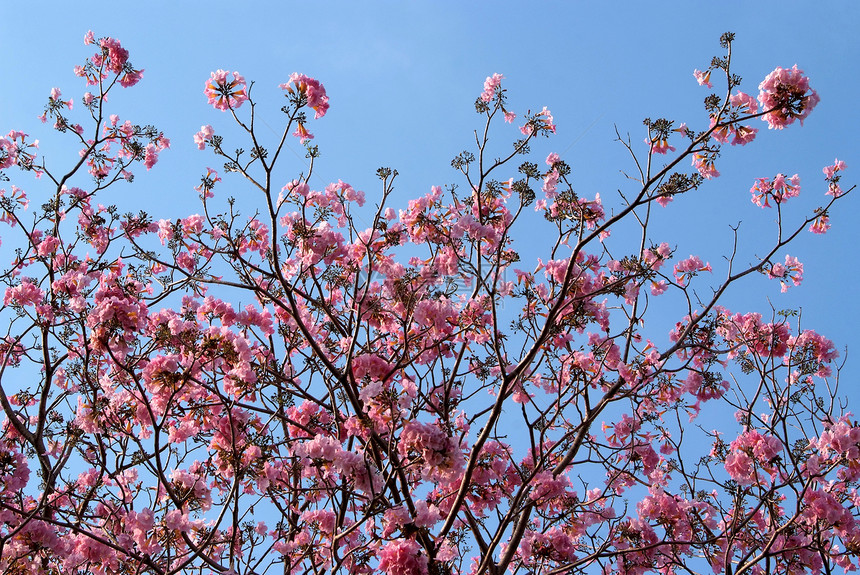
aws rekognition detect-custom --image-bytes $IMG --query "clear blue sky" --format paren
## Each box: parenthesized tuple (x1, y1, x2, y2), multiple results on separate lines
(2, 2, 858, 387)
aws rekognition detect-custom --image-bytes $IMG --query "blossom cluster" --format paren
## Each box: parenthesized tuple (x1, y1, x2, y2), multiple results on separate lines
(204, 69, 248, 111)
(750, 173, 800, 207)
(758, 65, 820, 129)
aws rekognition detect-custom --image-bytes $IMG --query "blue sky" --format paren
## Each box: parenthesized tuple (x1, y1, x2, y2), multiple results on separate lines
(1, 2, 858, 388)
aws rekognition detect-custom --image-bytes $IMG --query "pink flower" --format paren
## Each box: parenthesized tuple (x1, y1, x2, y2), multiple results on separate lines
(724, 451, 754, 485)
(4, 280, 44, 307)
(521, 107, 556, 136)
(0, 137, 17, 170)
(481, 73, 504, 102)
(293, 123, 313, 144)
(646, 137, 675, 155)
(281, 73, 329, 119)
(119, 68, 144, 88)
(204, 70, 248, 111)
(710, 113, 758, 147)
(809, 214, 830, 234)
(195, 167, 221, 198)
(729, 91, 758, 114)
(750, 173, 800, 208)
(673, 255, 711, 286)
(537, 106, 556, 133)
(377, 539, 428, 575)
(766, 254, 803, 292)
(542, 169, 560, 198)
(49, 87, 73, 110)
(143, 143, 158, 170)
(823, 158, 846, 180)
(37, 235, 60, 256)
(725, 431, 783, 486)
(650, 280, 668, 296)
(194, 125, 214, 150)
(99, 37, 129, 73)
(643, 242, 671, 270)
(758, 65, 819, 129)
(731, 124, 757, 146)
(694, 69, 713, 88)
(824, 158, 846, 197)
(692, 153, 719, 179)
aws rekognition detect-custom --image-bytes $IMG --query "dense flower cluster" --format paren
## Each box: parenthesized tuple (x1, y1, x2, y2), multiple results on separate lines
(758, 64, 820, 129)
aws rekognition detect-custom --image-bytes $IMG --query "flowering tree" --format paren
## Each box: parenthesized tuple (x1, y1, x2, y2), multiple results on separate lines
(0, 30, 856, 575)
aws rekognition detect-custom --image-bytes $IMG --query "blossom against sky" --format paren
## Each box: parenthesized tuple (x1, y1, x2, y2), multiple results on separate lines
(1, 1, 858, 381)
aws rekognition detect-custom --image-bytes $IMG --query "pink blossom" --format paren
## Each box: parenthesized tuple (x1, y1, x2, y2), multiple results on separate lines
(809, 214, 830, 234)
(143, 143, 158, 169)
(823, 158, 846, 180)
(824, 158, 847, 197)
(195, 167, 221, 198)
(99, 37, 129, 73)
(0, 137, 16, 170)
(521, 107, 556, 136)
(537, 106, 556, 133)
(789, 330, 838, 377)
(182, 214, 205, 236)
(193, 125, 214, 150)
(693, 69, 713, 88)
(724, 451, 755, 485)
(650, 280, 668, 296)
(729, 90, 758, 114)
(750, 173, 800, 208)
(673, 255, 711, 286)
(205, 70, 248, 111)
(725, 431, 783, 486)
(758, 65, 819, 129)
(731, 124, 757, 145)
(481, 73, 504, 102)
(293, 123, 313, 144)
(692, 152, 719, 179)
(119, 68, 144, 88)
(4, 280, 44, 307)
(646, 137, 675, 155)
(766, 254, 803, 292)
(816, 417, 860, 460)
(36, 235, 60, 256)
(378, 539, 428, 575)
(49, 87, 73, 110)
(712, 111, 758, 146)
(542, 169, 560, 198)
(282, 73, 329, 119)
(643, 243, 671, 270)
